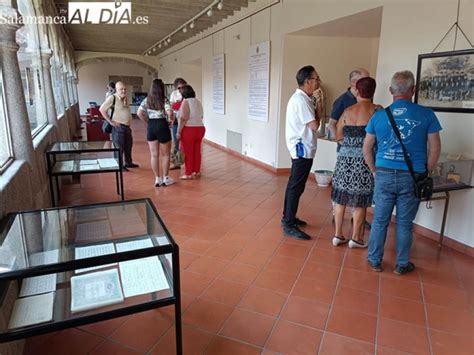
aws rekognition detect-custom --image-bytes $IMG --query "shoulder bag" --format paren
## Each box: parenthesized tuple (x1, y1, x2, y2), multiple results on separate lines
(385, 107, 433, 200)
(102, 95, 116, 134)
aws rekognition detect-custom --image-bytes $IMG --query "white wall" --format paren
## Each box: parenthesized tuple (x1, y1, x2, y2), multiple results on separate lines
(77, 62, 154, 114)
(278, 35, 380, 168)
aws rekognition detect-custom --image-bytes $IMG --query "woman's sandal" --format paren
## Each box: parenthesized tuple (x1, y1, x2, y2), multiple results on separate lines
(332, 236, 349, 247)
(192, 172, 201, 178)
(348, 239, 368, 249)
(180, 175, 193, 180)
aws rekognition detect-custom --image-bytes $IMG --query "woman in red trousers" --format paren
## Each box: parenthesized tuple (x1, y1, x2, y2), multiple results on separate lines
(176, 85, 206, 180)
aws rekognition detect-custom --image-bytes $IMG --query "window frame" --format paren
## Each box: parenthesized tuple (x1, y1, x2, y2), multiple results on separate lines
(0, 68, 14, 174)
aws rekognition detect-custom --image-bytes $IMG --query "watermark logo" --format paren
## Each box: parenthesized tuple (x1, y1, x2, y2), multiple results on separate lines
(68, 1, 148, 25)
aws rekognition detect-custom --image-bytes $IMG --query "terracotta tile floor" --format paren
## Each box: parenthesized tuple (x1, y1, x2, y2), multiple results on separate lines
(25, 121, 474, 354)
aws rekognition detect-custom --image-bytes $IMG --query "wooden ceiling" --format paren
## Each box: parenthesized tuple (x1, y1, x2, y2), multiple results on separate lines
(54, 0, 252, 55)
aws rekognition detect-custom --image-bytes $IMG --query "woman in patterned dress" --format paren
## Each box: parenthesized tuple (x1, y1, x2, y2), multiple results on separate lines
(331, 77, 379, 248)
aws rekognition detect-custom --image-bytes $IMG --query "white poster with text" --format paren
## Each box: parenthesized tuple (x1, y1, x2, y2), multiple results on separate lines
(248, 41, 270, 122)
(212, 54, 225, 114)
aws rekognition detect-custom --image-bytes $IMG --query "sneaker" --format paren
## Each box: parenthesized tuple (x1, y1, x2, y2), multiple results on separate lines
(280, 218, 307, 227)
(124, 162, 139, 168)
(163, 176, 175, 186)
(283, 226, 311, 241)
(332, 236, 349, 246)
(348, 239, 368, 249)
(368, 260, 383, 272)
(393, 262, 415, 275)
(154, 177, 162, 187)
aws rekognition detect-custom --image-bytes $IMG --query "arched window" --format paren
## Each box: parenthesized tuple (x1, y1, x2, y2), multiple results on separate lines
(47, 25, 65, 117)
(16, 0, 47, 135)
(0, 69, 14, 173)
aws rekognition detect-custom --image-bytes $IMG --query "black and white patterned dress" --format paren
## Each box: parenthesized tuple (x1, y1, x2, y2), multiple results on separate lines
(331, 125, 374, 207)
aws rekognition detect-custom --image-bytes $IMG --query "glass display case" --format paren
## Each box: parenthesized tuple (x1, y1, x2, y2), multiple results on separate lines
(46, 141, 124, 206)
(0, 199, 182, 353)
(432, 153, 473, 191)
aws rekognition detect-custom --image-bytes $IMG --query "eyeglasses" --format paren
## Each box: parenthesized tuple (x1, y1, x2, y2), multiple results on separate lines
(309, 77, 321, 81)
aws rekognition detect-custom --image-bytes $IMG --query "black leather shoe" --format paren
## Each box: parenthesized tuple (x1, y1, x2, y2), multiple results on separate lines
(283, 226, 311, 241)
(122, 166, 129, 171)
(281, 218, 307, 227)
(124, 163, 139, 168)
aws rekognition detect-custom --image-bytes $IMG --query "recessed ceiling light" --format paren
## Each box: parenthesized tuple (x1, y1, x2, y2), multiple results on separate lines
(217, 1, 223, 10)
(183, 26, 187, 33)
(190, 21, 195, 29)
(207, 8, 213, 17)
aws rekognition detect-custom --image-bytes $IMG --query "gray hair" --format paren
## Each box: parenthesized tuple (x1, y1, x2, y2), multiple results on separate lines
(390, 70, 415, 95)
(349, 70, 362, 82)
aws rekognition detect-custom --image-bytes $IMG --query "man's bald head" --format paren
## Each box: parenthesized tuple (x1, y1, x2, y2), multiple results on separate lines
(349, 68, 370, 88)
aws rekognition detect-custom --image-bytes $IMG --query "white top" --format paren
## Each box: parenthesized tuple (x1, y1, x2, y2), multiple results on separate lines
(285, 88, 317, 159)
(170, 89, 182, 104)
(181, 98, 204, 127)
(138, 98, 171, 119)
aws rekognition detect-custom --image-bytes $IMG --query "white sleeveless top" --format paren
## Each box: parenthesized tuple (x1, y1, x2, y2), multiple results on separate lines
(182, 98, 204, 127)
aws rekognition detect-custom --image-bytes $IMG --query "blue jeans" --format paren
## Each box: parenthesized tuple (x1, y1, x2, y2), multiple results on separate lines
(367, 169, 420, 267)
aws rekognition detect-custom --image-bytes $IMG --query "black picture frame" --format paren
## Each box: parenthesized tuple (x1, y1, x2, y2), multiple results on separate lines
(414, 49, 474, 113)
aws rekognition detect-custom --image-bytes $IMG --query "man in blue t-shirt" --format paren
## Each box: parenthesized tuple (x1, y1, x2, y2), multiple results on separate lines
(363, 70, 442, 275)
(328, 68, 369, 140)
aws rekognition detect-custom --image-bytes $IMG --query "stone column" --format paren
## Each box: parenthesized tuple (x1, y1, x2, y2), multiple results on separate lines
(40, 50, 59, 127)
(0, 4, 40, 196)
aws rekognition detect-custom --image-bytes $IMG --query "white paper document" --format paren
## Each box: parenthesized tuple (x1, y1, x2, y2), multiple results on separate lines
(75, 243, 116, 274)
(19, 274, 57, 297)
(79, 159, 98, 165)
(29, 249, 60, 266)
(115, 238, 153, 252)
(8, 292, 55, 329)
(98, 158, 119, 169)
(70, 269, 124, 313)
(79, 164, 100, 171)
(119, 256, 170, 298)
(52, 160, 74, 173)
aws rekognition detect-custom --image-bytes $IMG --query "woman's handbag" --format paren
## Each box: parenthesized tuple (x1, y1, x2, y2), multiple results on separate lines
(101, 96, 116, 134)
(385, 108, 433, 200)
(171, 149, 184, 167)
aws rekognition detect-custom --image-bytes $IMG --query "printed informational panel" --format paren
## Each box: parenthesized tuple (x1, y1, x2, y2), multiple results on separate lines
(248, 41, 270, 122)
(212, 54, 225, 114)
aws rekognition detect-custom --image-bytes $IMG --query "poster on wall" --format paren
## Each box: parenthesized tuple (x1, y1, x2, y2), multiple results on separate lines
(415, 49, 474, 113)
(248, 41, 270, 122)
(212, 54, 225, 114)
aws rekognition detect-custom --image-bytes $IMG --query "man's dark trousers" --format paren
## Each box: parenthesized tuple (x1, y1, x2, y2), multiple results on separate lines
(282, 157, 313, 226)
(112, 124, 133, 165)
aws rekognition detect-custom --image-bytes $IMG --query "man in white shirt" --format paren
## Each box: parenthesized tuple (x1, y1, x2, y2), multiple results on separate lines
(282, 65, 322, 240)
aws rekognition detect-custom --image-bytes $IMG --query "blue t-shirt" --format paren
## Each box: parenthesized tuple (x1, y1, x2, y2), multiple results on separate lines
(331, 89, 357, 120)
(366, 100, 442, 173)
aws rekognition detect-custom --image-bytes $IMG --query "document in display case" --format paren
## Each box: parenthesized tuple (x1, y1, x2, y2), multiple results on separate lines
(8, 293, 55, 329)
(70, 269, 124, 313)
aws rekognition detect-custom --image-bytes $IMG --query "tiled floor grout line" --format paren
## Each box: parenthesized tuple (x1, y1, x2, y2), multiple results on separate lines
(316, 244, 349, 355)
(199, 216, 287, 353)
(259, 215, 329, 353)
(420, 271, 434, 355)
(373, 261, 382, 355)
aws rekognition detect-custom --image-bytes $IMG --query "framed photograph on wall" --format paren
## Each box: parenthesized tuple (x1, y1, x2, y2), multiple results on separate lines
(414, 49, 474, 113)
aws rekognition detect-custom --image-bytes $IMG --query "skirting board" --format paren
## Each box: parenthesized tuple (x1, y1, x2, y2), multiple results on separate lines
(203, 139, 473, 257)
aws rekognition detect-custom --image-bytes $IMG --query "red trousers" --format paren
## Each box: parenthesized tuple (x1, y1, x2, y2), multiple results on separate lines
(180, 126, 205, 176)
